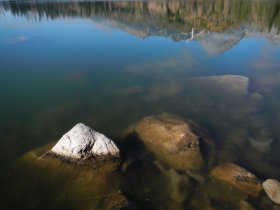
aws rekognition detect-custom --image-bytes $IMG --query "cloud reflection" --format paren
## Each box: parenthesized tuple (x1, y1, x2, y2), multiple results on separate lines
(250, 45, 280, 93)
(16, 36, 29, 42)
(124, 51, 196, 78)
(5, 35, 30, 44)
(121, 51, 198, 101)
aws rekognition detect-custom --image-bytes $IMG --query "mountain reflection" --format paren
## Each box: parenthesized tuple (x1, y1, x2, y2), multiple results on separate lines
(1, 0, 279, 48)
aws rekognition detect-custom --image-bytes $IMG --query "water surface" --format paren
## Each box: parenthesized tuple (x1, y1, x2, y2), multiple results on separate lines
(1, 0, 280, 209)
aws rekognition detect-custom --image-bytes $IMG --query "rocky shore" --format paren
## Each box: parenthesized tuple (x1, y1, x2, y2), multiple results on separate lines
(12, 113, 280, 210)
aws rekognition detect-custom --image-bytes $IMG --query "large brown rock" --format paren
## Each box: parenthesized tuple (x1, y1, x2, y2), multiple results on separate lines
(135, 114, 206, 171)
(210, 162, 262, 197)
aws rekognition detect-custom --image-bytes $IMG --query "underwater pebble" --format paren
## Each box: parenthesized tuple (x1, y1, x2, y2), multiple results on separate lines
(263, 179, 280, 204)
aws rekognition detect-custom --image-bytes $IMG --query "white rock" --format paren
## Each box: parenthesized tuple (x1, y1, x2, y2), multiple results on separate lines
(51, 123, 119, 160)
(263, 179, 280, 204)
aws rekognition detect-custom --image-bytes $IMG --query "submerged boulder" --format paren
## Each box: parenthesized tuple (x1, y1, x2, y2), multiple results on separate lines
(190, 75, 249, 102)
(43, 123, 120, 166)
(135, 114, 207, 171)
(210, 162, 262, 197)
(263, 179, 280, 204)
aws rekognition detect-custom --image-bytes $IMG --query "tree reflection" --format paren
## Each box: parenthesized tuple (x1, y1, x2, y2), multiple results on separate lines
(0, 0, 279, 37)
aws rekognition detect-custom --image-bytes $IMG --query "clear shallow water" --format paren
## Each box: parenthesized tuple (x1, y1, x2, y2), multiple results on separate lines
(0, 0, 280, 209)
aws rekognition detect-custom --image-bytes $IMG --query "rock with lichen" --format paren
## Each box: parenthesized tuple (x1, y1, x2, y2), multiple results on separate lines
(210, 162, 262, 197)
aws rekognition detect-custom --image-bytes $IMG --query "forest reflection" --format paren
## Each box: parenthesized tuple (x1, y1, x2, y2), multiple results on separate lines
(1, 0, 279, 41)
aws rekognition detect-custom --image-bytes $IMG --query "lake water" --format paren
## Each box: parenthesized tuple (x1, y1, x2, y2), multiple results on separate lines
(1, 0, 280, 209)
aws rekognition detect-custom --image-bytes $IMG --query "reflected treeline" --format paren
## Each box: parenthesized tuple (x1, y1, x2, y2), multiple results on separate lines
(0, 0, 280, 39)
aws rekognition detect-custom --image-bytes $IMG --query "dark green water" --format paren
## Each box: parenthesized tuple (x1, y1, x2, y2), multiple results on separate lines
(1, 0, 280, 209)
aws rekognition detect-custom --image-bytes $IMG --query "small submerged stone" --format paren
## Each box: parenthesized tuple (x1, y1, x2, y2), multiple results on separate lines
(210, 162, 262, 197)
(43, 123, 120, 165)
(103, 193, 138, 210)
(248, 128, 273, 153)
(190, 184, 216, 210)
(154, 161, 191, 203)
(263, 179, 280, 204)
(249, 92, 263, 102)
(239, 200, 256, 210)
